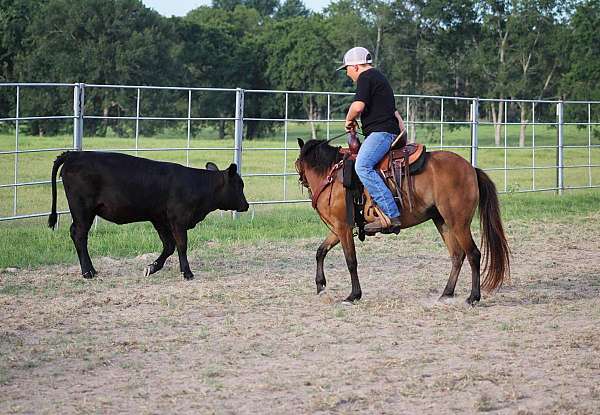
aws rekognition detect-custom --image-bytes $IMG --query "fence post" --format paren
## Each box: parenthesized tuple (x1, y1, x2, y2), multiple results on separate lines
(14, 85, 20, 216)
(233, 88, 244, 219)
(556, 100, 564, 195)
(73, 83, 84, 150)
(470, 98, 479, 167)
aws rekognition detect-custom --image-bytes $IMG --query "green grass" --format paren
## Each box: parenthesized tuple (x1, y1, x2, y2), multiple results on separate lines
(0, 190, 599, 270)
(1, 123, 599, 218)
(0, 122, 599, 269)
(0, 205, 324, 269)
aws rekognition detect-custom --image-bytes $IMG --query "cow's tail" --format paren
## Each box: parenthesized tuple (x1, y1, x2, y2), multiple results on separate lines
(48, 152, 69, 230)
(476, 168, 511, 292)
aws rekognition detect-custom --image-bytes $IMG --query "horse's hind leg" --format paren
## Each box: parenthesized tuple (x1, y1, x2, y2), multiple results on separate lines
(434, 217, 465, 300)
(315, 231, 340, 294)
(452, 225, 481, 305)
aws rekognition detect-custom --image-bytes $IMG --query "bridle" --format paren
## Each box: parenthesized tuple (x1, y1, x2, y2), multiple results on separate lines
(294, 130, 349, 187)
(295, 131, 362, 209)
(295, 158, 310, 190)
(296, 155, 344, 210)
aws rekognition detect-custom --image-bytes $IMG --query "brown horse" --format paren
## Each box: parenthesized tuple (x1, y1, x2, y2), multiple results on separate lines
(295, 138, 510, 305)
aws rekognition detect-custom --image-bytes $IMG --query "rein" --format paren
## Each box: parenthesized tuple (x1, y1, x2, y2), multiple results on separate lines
(296, 131, 362, 215)
(296, 158, 344, 235)
(308, 159, 344, 209)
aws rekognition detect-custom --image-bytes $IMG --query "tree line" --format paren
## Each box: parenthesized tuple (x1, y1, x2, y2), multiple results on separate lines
(1, 0, 599, 141)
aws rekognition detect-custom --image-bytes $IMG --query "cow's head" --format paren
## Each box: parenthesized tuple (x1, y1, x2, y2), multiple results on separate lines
(206, 162, 249, 212)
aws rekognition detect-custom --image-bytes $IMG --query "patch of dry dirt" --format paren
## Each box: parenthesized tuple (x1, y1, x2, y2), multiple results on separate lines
(1, 215, 600, 414)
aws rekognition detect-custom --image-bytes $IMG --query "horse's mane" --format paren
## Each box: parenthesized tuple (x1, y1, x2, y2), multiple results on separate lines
(298, 140, 342, 175)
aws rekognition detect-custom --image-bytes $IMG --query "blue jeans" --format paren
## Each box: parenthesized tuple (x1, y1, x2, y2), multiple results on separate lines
(355, 132, 400, 218)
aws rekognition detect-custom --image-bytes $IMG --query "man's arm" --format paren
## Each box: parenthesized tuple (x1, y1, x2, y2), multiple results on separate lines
(394, 110, 406, 132)
(345, 101, 365, 131)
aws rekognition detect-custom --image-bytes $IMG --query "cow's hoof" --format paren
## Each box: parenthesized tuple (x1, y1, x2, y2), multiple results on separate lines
(182, 272, 194, 280)
(144, 262, 160, 277)
(82, 270, 96, 279)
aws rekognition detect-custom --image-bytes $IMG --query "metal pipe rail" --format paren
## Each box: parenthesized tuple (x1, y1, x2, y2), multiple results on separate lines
(1, 83, 599, 222)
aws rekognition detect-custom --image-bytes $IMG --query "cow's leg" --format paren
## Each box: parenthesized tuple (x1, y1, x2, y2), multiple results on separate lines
(69, 213, 96, 279)
(172, 226, 193, 280)
(145, 221, 176, 277)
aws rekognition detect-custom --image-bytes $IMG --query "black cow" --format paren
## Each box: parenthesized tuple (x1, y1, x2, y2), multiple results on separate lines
(48, 151, 249, 280)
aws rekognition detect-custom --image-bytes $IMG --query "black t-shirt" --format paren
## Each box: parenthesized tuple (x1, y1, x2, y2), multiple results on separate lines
(354, 68, 400, 136)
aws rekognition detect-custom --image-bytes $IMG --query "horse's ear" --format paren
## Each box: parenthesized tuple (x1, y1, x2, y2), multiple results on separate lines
(205, 162, 219, 171)
(297, 138, 304, 149)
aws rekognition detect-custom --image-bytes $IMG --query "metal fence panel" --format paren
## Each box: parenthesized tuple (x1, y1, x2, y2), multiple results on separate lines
(1, 83, 599, 222)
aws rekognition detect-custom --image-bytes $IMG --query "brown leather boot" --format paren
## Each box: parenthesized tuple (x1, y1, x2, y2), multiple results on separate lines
(364, 216, 402, 235)
(381, 216, 402, 234)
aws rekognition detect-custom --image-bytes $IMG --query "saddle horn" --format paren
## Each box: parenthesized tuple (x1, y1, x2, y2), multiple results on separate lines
(347, 129, 361, 155)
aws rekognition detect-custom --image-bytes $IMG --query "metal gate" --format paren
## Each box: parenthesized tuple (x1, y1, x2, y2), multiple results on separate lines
(1, 83, 599, 221)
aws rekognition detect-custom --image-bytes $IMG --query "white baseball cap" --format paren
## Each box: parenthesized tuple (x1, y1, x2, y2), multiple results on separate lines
(336, 47, 373, 71)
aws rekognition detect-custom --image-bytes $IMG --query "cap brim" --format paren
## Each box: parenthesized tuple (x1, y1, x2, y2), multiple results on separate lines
(336, 64, 347, 71)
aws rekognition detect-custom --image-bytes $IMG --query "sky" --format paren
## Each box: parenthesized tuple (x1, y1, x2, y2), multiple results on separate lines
(141, 0, 332, 17)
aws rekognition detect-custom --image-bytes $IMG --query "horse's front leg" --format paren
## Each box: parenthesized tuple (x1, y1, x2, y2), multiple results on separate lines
(338, 226, 361, 303)
(315, 232, 340, 294)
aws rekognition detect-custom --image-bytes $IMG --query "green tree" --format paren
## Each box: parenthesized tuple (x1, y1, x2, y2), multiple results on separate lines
(0, 0, 40, 82)
(264, 15, 338, 138)
(561, 0, 600, 100)
(472, 0, 572, 146)
(275, 0, 309, 19)
(561, 0, 600, 139)
(13, 0, 180, 136)
(187, 5, 275, 139)
(213, 0, 278, 16)
(0, 0, 41, 130)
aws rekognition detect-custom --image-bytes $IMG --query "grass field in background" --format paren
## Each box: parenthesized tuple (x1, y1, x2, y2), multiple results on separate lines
(0, 121, 599, 270)
(1, 189, 599, 270)
(1, 122, 599, 218)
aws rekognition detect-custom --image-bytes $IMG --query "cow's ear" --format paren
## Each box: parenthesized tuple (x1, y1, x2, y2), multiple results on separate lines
(205, 162, 219, 171)
(297, 138, 304, 149)
(227, 163, 238, 176)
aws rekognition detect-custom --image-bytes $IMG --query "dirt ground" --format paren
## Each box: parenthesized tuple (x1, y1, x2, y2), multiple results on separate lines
(1, 215, 600, 414)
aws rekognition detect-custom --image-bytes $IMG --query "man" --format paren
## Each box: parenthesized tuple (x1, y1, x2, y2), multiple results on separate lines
(338, 46, 405, 234)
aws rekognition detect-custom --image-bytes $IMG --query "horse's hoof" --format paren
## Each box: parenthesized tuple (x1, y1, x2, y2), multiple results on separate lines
(465, 296, 480, 307)
(342, 294, 361, 304)
(182, 272, 194, 280)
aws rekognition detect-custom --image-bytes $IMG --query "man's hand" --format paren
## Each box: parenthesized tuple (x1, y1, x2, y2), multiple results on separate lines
(345, 101, 365, 133)
(345, 119, 357, 132)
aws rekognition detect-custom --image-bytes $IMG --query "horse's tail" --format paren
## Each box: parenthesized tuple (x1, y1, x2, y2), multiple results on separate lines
(48, 152, 69, 230)
(476, 168, 511, 292)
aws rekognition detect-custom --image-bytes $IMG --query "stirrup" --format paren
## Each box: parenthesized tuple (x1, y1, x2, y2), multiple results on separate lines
(364, 207, 392, 235)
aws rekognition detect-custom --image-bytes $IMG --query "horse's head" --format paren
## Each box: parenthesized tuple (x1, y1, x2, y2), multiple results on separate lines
(295, 138, 341, 188)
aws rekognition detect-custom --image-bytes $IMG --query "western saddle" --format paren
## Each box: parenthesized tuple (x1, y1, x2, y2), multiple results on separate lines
(341, 130, 426, 238)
